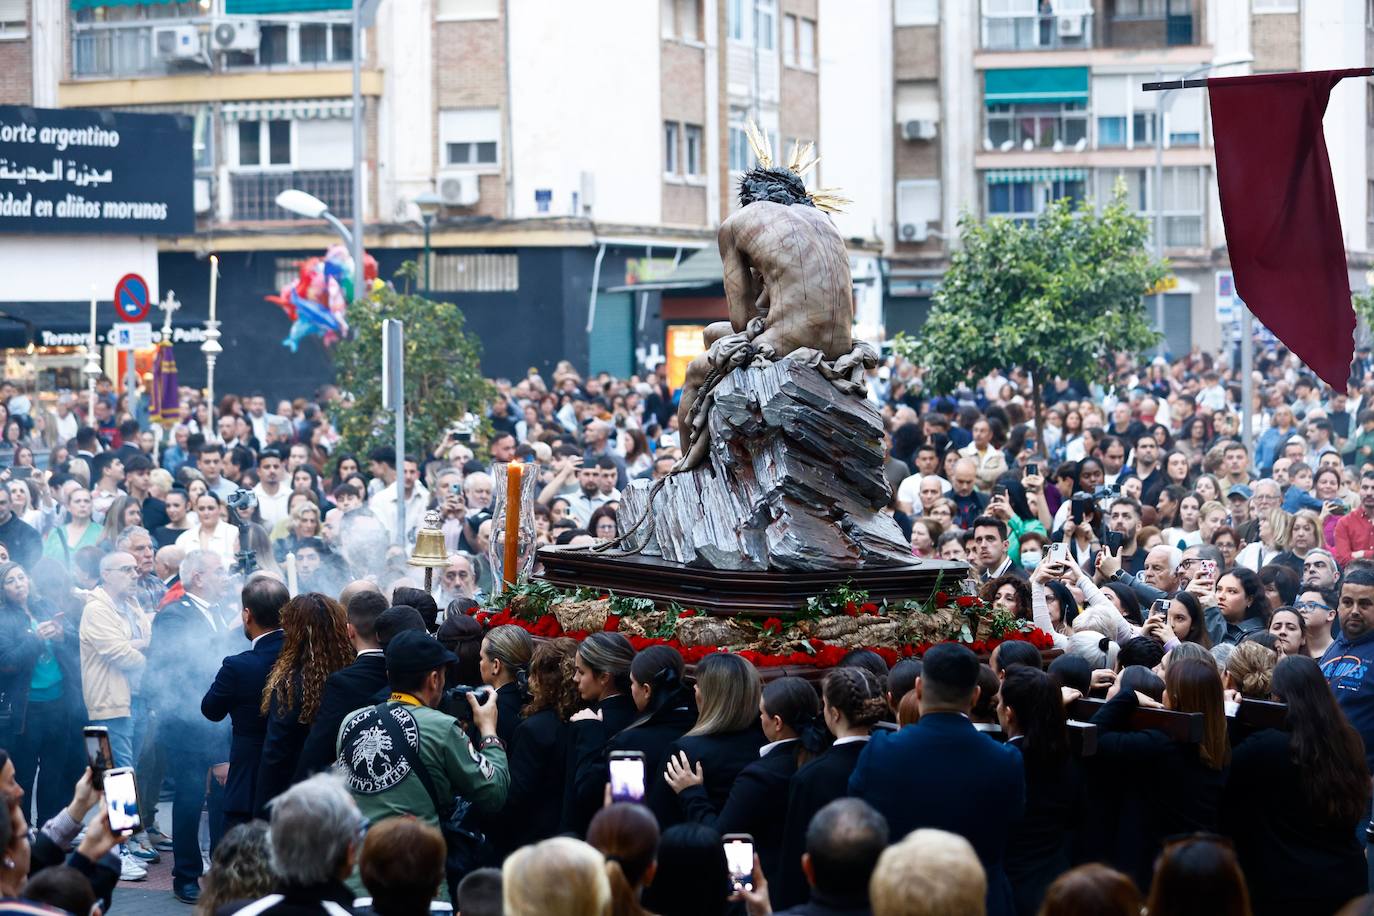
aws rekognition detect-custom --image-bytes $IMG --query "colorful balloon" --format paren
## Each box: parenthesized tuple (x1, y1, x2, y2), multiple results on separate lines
(265, 244, 379, 352)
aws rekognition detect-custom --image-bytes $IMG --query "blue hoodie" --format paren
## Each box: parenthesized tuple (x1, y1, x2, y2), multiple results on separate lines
(1321, 630, 1374, 769)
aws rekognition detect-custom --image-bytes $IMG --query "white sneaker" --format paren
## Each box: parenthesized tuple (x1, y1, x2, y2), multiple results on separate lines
(119, 850, 148, 881)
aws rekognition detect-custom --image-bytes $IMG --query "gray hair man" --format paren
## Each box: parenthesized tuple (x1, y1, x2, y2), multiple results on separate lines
(80, 552, 149, 769)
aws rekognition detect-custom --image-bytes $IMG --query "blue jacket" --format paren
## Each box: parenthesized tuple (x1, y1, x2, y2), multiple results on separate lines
(849, 712, 1025, 916)
(201, 629, 284, 819)
(1321, 631, 1374, 770)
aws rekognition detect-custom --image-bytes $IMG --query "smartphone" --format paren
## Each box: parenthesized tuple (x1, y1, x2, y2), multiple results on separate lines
(83, 726, 113, 789)
(1048, 542, 1068, 565)
(991, 485, 1008, 501)
(959, 578, 979, 597)
(1071, 493, 1092, 524)
(1024, 463, 1038, 478)
(1198, 559, 1218, 580)
(9, 467, 31, 480)
(723, 834, 755, 893)
(608, 750, 646, 804)
(1150, 598, 1170, 619)
(1103, 530, 1124, 552)
(103, 767, 141, 836)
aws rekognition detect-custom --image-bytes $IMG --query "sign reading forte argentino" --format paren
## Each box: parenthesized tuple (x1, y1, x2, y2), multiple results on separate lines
(0, 106, 194, 235)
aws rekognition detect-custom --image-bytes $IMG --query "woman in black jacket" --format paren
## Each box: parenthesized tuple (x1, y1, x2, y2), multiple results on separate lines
(773, 667, 887, 910)
(562, 631, 638, 834)
(1089, 657, 1229, 890)
(999, 665, 1083, 916)
(1223, 655, 1369, 915)
(0, 561, 84, 824)
(605, 645, 697, 828)
(666, 676, 818, 898)
(478, 624, 533, 747)
(658, 653, 764, 832)
(499, 637, 580, 857)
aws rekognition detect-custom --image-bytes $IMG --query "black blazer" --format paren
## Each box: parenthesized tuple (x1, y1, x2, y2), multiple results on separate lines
(294, 652, 388, 780)
(494, 681, 525, 748)
(147, 596, 227, 751)
(1004, 737, 1084, 916)
(610, 703, 697, 828)
(658, 725, 766, 831)
(561, 692, 640, 835)
(678, 739, 800, 893)
(1089, 692, 1226, 890)
(496, 707, 568, 856)
(201, 629, 284, 819)
(1223, 728, 1366, 916)
(254, 677, 312, 819)
(775, 740, 869, 910)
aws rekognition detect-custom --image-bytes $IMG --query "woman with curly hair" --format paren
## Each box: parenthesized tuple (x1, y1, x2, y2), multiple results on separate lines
(252, 592, 354, 817)
(498, 637, 580, 856)
(193, 821, 276, 916)
(981, 573, 1032, 621)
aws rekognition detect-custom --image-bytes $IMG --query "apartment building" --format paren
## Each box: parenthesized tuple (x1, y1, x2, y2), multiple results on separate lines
(0, 0, 829, 396)
(886, 0, 1373, 357)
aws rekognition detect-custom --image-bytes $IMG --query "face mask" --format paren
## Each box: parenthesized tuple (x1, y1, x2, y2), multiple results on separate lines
(1021, 550, 1042, 570)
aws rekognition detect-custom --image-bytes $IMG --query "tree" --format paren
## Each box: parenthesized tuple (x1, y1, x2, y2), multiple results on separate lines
(901, 190, 1168, 454)
(331, 261, 493, 460)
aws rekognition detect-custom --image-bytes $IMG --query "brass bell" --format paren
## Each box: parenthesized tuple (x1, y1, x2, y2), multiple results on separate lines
(408, 509, 450, 590)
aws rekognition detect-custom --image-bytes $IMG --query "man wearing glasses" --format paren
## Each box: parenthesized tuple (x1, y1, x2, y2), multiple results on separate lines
(78, 551, 151, 769)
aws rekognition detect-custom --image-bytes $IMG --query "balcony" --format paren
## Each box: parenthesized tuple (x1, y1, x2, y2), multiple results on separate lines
(72, 23, 196, 78)
(230, 170, 352, 221)
(981, 11, 1094, 52)
(1102, 0, 1197, 49)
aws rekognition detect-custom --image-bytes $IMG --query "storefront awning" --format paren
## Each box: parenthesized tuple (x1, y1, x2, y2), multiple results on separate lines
(984, 67, 1089, 106)
(604, 246, 721, 293)
(222, 99, 354, 122)
(69, 0, 177, 10)
(984, 167, 1088, 185)
(226, 0, 350, 12)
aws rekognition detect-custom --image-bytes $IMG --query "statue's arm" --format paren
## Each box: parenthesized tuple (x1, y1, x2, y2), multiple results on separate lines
(719, 218, 757, 333)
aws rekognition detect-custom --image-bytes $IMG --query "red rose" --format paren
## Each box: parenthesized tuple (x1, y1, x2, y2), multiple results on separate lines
(844, 602, 859, 617)
(678, 609, 698, 618)
(809, 638, 825, 649)
(956, 595, 976, 608)
(762, 617, 783, 634)
(860, 602, 879, 615)
(604, 615, 621, 632)
(934, 591, 950, 605)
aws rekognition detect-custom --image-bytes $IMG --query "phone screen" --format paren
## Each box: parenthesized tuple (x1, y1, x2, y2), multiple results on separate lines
(723, 837, 754, 892)
(10, 467, 31, 480)
(104, 768, 141, 835)
(1150, 599, 1170, 618)
(608, 756, 645, 803)
(84, 728, 113, 787)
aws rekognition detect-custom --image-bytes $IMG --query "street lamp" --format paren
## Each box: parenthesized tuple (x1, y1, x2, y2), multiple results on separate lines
(414, 191, 442, 295)
(1151, 54, 1253, 358)
(275, 188, 354, 248)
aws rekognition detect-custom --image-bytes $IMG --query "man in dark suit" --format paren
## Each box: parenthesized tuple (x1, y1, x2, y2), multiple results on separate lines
(294, 590, 390, 779)
(148, 548, 234, 903)
(849, 643, 1025, 916)
(201, 575, 289, 840)
(971, 516, 1028, 583)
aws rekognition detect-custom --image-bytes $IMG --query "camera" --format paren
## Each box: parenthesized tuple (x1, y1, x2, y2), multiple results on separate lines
(446, 414, 478, 444)
(227, 488, 258, 514)
(438, 684, 492, 721)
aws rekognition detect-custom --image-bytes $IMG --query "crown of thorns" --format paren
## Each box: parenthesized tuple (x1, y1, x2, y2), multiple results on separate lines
(737, 120, 849, 213)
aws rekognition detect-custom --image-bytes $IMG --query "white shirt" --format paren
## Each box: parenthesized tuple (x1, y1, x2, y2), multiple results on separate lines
(369, 482, 430, 543)
(758, 737, 799, 758)
(176, 523, 239, 564)
(251, 628, 283, 648)
(252, 483, 291, 528)
(832, 735, 871, 747)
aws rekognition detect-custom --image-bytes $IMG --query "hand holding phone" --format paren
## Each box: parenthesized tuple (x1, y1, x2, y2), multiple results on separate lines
(1149, 599, 1169, 619)
(103, 767, 141, 836)
(609, 751, 646, 804)
(723, 835, 755, 893)
(83, 726, 113, 789)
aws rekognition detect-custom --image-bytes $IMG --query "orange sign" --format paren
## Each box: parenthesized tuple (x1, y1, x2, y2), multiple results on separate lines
(665, 324, 707, 392)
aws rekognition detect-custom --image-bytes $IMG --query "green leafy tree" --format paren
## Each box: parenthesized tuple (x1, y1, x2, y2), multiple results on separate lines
(1353, 285, 1374, 339)
(331, 261, 494, 460)
(900, 190, 1168, 452)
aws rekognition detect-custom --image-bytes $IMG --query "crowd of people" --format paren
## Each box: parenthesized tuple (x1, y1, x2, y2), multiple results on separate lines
(2, 338, 1374, 915)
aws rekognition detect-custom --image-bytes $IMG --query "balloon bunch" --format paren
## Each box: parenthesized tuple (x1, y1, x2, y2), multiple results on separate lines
(266, 244, 379, 352)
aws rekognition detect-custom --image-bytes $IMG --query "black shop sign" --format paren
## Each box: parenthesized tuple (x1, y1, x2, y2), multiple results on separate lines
(0, 106, 193, 235)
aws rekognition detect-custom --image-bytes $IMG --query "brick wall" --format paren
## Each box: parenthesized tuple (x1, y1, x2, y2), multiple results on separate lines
(893, 121, 939, 179)
(0, 35, 32, 104)
(894, 26, 937, 82)
(1250, 12, 1300, 72)
(662, 182, 707, 225)
(662, 40, 705, 123)
(434, 12, 507, 218)
(780, 68, 818, 151)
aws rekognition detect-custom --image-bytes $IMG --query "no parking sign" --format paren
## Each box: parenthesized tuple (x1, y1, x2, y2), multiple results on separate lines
(113, 273, 151, 322)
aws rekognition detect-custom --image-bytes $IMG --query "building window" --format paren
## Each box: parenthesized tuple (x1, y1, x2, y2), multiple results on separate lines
(728, 118, 750, 171)
(259, 24, 288, 64)
(1252, 0, 1298, 10)
(440, 108, 500, 170)
(435, 0, 498, 20)
(0, 0, 26, 37)
(1131, 111, 1156, 146)
(897, 179, 941, 239)
(798, 18, 815, 68)
(986, 103, 1088, 148)
(298, 23, 350, 63)
(661, 0, 701, 39)
(1095, 166, 1204, 247)
(755, 0, 775, 50)
(235, 120, 291, 168)
(664, 121, 680, 174)
(986, 173, 1086, 222)
(430, 254, 519, 292)
(1113, 0, 1166, 18)
(783, 13, 796, 64)
(684, 124, 703, 176)
(895, 0, 940, 26)
(728, 0, 745, 40)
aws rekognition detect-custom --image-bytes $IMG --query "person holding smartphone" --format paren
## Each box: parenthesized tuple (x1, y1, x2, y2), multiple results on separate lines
(0, 561, 82, 825)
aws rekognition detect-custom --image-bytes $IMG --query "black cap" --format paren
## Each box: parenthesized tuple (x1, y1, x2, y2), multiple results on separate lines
(385, 629, 456, 676)
(376, 605, 427, 648)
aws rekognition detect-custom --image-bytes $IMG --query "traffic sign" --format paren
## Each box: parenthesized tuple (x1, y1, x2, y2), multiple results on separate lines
(113, 273, 151, 322)
(112, 322, 153, 351)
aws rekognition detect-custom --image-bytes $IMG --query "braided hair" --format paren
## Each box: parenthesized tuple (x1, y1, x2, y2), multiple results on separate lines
(821, 667, 887, 736)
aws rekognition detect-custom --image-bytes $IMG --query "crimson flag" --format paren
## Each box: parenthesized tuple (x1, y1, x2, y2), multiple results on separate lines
(1208, 69, 1367, 390)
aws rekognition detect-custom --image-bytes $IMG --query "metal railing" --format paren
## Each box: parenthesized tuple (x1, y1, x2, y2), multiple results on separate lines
(72, 25, 179, 78)
(981, 12, 1093, 51)
(230, 171, 352, 221)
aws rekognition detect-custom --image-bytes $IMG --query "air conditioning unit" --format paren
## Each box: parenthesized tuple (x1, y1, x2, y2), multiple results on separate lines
(902, 119, 938, 141)
(211, 19, 261, 52)
(438, 171, 480, 207)
(899, 222, 929, 243)
(1057, 14, 1084, 37)
(153, 24, 202, 61)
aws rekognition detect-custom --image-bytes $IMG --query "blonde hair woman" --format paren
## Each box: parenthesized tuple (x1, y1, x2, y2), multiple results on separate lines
(1236, 508, 1293, 571)
(504, 836, 611, 916)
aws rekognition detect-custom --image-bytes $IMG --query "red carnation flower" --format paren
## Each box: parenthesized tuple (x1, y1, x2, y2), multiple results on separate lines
(604, 615, 621, 631)
(762, 617, 783, 634)
(860, 602, 879, 615)
(844, 601, 859, 617)
(678, 609, 697, 618)
(934, 591, 950, 605)
(956, 595, 976, 608)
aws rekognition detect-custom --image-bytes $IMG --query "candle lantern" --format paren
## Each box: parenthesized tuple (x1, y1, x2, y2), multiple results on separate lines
(488, 461, 538, 596)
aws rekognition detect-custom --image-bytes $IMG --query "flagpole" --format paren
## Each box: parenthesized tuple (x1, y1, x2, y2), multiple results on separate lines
(84, 284, 100, 424)
(202, 256, 222, 434)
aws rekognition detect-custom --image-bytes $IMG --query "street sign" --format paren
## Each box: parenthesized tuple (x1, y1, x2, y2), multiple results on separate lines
(112, 322, 153, 351)
(114, 273, 151, 322)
